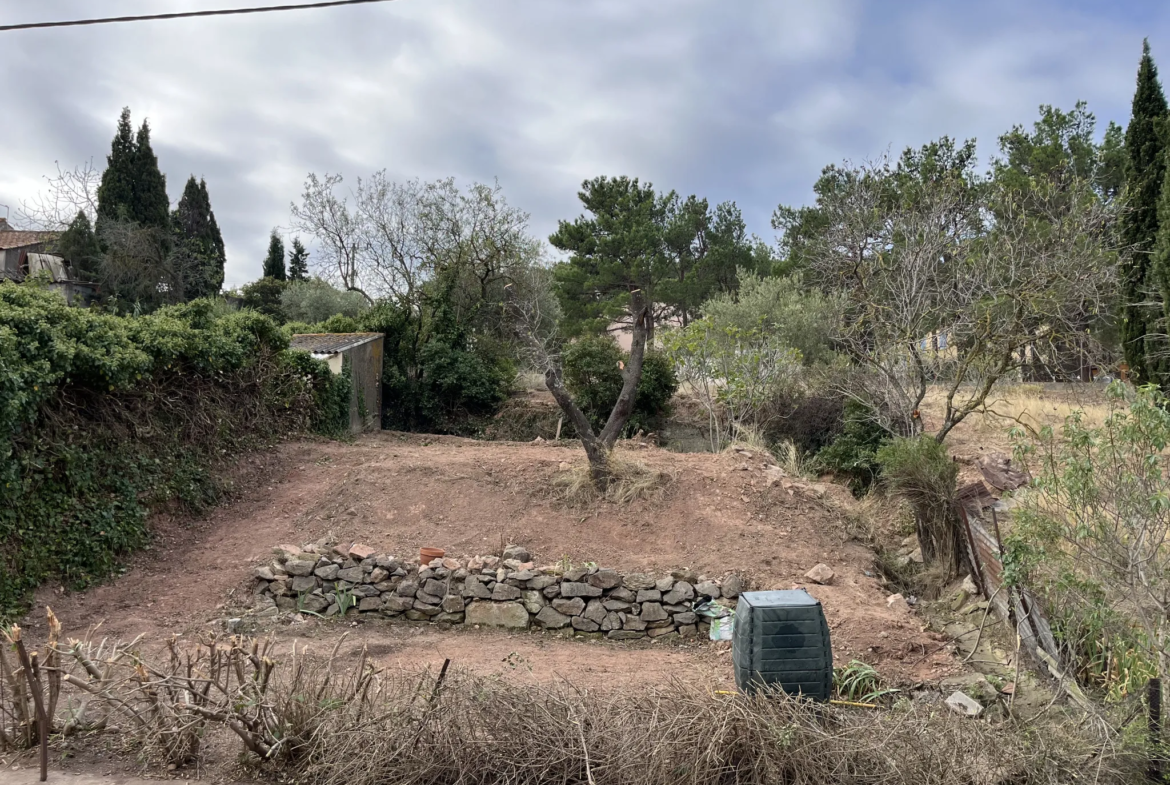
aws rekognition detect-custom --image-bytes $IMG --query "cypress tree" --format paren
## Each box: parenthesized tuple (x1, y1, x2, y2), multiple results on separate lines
(96, 107, 137, 227)
(173, 176, 227, 298)
(132, 120, 170, 230)
(287, 238, 309, 281)
(262, 230, 286, 280)
(1121, 40, 1169, 385)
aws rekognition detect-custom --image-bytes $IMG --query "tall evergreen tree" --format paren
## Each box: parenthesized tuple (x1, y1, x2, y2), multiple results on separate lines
(53, 211, 102, 281)
(96, 107, 137, 228)
(262, 230, 287, 280)
(173, 176, 227, 298)
(1121, 40, 1169, 385)
(132, 120, 170, 230)
(287, 237, 309, 281)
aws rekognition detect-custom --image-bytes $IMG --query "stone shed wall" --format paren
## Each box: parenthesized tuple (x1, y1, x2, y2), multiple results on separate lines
(252, 540, 746, 641)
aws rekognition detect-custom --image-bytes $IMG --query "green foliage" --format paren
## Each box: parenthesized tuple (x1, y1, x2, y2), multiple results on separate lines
(1122, 41, 1169, 386)
(241, 276, 288, 322)
(562, 335, 677, 435)
(833, 660, 899, 704)
(1007, 382, 1170, 699)
(700, 271, 839, 366)
(52, 211, 102, 281)
(287, 238, 310, 282)
(172, 176, 226, 299)
(0, 284, 343, 617)
(263, 230, 287, 281)
(664, 318, 799, 451)
(96, 108, 170, 231)
(813, 403, 890, 494)
(280, 278, 368, 324)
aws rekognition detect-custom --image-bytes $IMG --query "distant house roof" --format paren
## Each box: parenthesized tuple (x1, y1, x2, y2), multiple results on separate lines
(289, 333, 383, 354)
(0, 230, 57, 250)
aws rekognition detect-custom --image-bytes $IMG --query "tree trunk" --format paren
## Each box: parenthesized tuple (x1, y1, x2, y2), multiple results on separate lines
(544, 293, 652, 489)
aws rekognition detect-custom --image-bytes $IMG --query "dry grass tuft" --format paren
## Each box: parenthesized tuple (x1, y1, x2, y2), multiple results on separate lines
(553, 451, 675, 505)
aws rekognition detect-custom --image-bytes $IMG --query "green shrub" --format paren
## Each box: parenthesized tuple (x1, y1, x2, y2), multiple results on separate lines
(239, 276, 288, 322)
(280, 278, 368, 323)
(562, 335, 678, 435)
(813, 402, 890, 494)
(0, 284, 342, 618)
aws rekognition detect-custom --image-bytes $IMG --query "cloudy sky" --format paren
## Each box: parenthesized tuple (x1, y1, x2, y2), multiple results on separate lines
(2, 0, 1168, 289)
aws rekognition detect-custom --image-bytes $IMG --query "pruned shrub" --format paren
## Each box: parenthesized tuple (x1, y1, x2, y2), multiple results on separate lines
(562, 334, 677, 435)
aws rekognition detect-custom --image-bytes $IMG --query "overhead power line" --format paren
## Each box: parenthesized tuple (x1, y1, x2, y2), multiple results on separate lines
(0, 0, 397, 33)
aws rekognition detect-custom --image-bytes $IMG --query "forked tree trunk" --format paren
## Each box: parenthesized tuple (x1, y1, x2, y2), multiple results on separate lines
(545, 294, 651, 489)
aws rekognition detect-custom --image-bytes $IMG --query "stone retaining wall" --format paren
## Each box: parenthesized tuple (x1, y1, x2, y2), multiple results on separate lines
(252, 540, 745, 641)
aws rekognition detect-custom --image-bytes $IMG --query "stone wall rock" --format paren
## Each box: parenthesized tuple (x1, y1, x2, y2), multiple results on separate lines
(251, 540, 748, 642)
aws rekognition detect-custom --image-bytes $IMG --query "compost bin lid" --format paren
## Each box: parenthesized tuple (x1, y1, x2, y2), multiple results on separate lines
(738, 590, 820, 608)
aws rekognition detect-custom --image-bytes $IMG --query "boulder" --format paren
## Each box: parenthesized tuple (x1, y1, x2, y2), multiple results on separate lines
(351, 584, 380, 598)
(678, 624, 698, 637)
(535, 606, 572, 628)
(511, 570, 539, 581)
(300, 595, 329, 614)
(441, 557, 462, 570)
(603, 600, 633, 612)
(552, 597, 586, 616)
(887, 593, 910, 612)
(542, 585, 562, 598)
(671, 568, 699, 584)
(337, 567, 364, 583)
(503, 544, 531, 562)
(586, 569, 623, 590)
(648, 625, 677, 638)
(412, 601, 443, 617)
(383, 596, 414, 613)
(358, 597, 382, 612)
(416, 591, 445, 606)
(375, 554, 399, 570)
(466, 601, 530, 629)
(961, 574, 980, 596)
(255, 566, 276, 581)
(492, 583, 524, 601)
(422, 579, 448, 597)
(561, 582, 602, 598)
(624, 573, 656, 591)
(462, 575, 493, 599)
(640, 602, 669, 622)
(583, 599, 608, 624)
(721, 574, 745, 599)
(349, 543, 376, 561)
(804, 564, 835, 585)
(442, 595, 466, 613)
(397, 579, 420, 597)
(694, 581, 721, 599)
(572, 616, 601, 632)
(521, 590, 546, 614)
(563, 567, 589, 582)
(662, 581, 694, 604)
(284, 558, 316, 577)
(663, 604, 690, 614)
(673, 611, 697, 626)
(368, 567, 389, 584)
(527, 575, 559, 590)
(622, 615, 648, 631)
(273, 544, 302, 562)
(314, 564, 340, 581)
(434, 612, 464, 624)
(291, 576, 317, 593)
(601, 611, 622, 631)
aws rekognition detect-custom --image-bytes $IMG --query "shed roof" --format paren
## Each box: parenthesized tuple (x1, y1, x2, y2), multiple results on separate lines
(0, 230, 57, 250)
(289, 333, 383, 354)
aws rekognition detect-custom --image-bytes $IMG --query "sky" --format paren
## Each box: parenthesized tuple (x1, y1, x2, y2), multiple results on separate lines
(1, 0, 1169, 289)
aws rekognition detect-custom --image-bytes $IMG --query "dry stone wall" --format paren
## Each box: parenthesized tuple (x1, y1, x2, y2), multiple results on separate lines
(252, 540, 745, 641)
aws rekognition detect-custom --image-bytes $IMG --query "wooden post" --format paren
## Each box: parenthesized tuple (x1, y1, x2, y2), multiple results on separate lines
(1150, 677, 1163, 783)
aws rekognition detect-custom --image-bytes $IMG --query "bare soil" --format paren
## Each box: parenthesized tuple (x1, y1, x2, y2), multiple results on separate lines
(25, 432, 957, 685)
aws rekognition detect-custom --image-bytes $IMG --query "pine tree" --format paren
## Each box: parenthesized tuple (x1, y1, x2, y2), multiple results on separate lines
(287, 238, 309, 281)
(262, 230, 286, 280)
(96, 107, 137, 228)
(1121, 40, 1169, 385)
(132, 120, 170, 230)
(173, 176, 227, 298)
(54, 211, 102, 281)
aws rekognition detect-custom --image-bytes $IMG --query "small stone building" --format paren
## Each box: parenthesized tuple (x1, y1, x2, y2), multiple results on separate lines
(290, 333, 384, 433)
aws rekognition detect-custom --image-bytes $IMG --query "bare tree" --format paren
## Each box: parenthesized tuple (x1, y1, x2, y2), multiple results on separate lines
(16, 160, 102, 230)
(801, 156, 1118, 441)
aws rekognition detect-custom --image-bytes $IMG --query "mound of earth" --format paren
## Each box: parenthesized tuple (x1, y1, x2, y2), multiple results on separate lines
(28, 433, 956, 684)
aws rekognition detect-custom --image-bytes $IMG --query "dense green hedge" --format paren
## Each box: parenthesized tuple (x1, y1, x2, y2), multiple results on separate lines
(0, 284, 347, 617)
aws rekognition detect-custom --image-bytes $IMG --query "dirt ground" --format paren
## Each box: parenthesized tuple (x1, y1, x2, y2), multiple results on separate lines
(24, 432, 958, 685)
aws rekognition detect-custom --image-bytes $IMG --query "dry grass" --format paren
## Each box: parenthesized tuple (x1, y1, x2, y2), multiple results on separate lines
(553, 450, 676, 505)
(0, 617, 1144, 784)
(921, 383, 1113, 452)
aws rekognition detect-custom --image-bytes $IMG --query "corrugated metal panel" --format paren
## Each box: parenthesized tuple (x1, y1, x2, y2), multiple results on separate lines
(289, 333, 383, 354)
(26, 253, 71, 282)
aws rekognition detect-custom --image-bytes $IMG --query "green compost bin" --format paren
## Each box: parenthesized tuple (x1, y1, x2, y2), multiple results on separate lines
(732, 590, 832, 701)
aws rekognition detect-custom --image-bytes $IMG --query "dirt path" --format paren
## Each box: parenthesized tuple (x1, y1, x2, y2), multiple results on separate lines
(26, 433, 957, 684)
